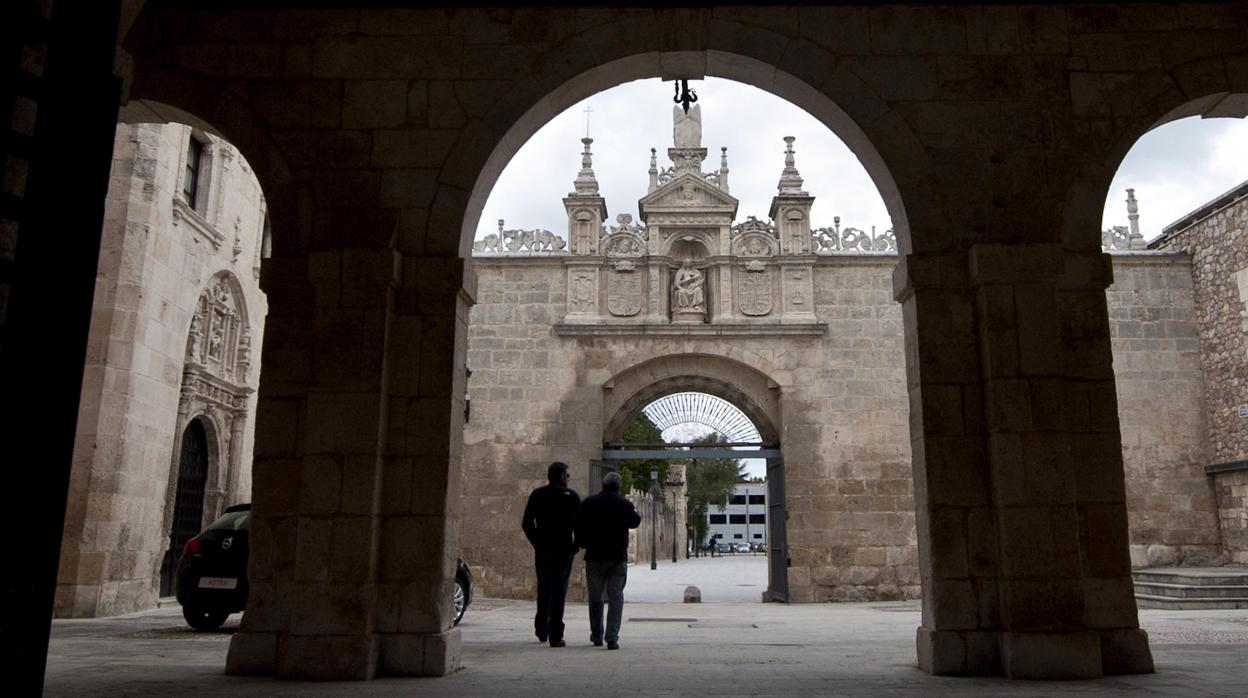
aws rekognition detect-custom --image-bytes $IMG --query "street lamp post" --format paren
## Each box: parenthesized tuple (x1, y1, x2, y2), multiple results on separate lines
(650, 467, 658, 570)
(672, 491, 678, 563)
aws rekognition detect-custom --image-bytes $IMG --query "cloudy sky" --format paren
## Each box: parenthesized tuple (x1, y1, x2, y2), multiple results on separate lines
(476, 77, 1248, 245)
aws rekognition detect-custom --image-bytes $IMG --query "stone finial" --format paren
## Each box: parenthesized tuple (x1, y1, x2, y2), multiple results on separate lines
(777, 136, 807, 195)
(571, 137, 599, 196)
(648, 148, 658, 193)
(1126, 188, 1146, 249)
(719, 146, 730, 193)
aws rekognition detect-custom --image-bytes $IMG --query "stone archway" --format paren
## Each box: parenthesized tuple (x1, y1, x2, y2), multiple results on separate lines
(87, 4, 1240, 682)
(601, 356, 788, 602)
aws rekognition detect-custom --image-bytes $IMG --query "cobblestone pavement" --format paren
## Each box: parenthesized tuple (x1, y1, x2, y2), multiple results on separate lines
(44, 601, 1248, 697)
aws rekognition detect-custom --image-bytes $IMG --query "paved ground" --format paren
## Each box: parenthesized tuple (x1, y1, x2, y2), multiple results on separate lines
(627, 551, 768, 602)
(45, 592, 1248, 696)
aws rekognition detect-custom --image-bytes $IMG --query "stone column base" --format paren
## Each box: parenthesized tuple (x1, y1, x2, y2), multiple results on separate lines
(917, 627, 1153, 678)
(916, 627, 1000, 676)
(379, 628, 462, 676)
(1000, 630, 1103, 679)
(1098, 628, 1155, 675)
(671, 309, 706, 324)
(226, 631, 379, 680)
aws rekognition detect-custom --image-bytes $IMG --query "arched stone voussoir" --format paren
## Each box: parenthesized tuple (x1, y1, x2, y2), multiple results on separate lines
(1060, 52, 1248, 249)
(601, 353, 782, 444)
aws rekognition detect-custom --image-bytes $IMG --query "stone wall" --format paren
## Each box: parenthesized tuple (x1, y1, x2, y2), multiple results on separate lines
(463, 251, 1230, 601)
(1106, 254, 1222, 566)
(1153, 186, 1248, 562)
(463, 255, 915, 603)
(55, 122, 268, 618)
(1214, 471, 1248, 564)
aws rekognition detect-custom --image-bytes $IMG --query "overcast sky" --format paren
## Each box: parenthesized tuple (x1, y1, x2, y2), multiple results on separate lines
(476, 78, 892, 241)
(477, 77, 1248, 245)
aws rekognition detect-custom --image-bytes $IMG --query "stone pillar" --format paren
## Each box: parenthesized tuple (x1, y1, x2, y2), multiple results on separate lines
(226, 246, 391, 680)
(2, 2, 123, 693)
(894, 245, 1153, 679)
(226, 244, 472, 680)
(225, 408, 247, 505)
(374, 254, 474, 676)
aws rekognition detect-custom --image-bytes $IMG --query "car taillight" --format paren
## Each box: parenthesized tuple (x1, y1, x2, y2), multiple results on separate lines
(183, 538, 202, 556)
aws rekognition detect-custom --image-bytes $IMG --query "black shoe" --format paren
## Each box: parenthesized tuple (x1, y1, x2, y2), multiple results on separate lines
(549, 639, 566, 647)
(592, 639, 603, 647)
(607, 641, 619, 650)
(537, 632, 547, 643)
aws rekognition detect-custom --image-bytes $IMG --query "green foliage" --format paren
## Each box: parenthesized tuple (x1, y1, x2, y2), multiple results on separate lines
(616, 411, 667, 495)
(684, 432, 747, 545)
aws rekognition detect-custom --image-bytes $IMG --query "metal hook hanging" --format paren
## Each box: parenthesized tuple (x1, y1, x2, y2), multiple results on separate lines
(673, 80, 698, 114)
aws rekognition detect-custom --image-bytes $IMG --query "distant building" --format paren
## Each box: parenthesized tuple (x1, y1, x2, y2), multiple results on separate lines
(708, 482, 767, 545)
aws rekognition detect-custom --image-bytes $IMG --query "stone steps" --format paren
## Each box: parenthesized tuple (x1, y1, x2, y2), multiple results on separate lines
(1133, 567, 1248, 610)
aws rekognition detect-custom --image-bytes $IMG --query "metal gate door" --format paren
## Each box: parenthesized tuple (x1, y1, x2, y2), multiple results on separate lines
(160, 419, 209, 596)
(766, 456, 788, 602)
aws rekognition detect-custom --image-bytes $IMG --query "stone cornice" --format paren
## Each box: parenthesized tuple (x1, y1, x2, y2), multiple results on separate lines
(553, 322, 827, 337)
(172, 197, 225, 249)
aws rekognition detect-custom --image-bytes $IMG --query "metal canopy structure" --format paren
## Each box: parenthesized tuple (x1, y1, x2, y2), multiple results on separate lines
(601, 447, 781, 460)
(641, 392, 762, 444)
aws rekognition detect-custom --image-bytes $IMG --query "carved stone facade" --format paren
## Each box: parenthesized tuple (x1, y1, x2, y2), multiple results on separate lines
(54, 123, 267, 618)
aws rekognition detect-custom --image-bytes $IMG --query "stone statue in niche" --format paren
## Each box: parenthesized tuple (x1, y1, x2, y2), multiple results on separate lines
(187, 314, 203, 359)
(208, 321, 224, 360)
(673, 104, 702, 149)
(673, 263, 703, 312)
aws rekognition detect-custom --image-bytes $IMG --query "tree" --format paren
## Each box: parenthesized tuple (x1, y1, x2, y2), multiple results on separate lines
(684, 432, 747, 548)
(616, 411, 667, 495)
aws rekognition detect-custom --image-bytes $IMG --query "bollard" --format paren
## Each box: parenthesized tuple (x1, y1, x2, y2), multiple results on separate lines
(684, 586, 702, 603)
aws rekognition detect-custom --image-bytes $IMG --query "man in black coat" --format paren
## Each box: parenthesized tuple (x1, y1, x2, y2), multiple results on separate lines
(575, 471, 642, 650)
(521, 461, 580, 647)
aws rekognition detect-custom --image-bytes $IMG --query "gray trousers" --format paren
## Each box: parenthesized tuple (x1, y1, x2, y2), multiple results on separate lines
(585, 560, 627, 643)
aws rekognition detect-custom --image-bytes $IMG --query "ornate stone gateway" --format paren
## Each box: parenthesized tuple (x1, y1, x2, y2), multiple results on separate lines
(165, 273, 254, 537)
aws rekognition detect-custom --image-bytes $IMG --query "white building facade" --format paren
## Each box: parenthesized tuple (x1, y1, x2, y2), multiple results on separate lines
(708, 482, 767, 546)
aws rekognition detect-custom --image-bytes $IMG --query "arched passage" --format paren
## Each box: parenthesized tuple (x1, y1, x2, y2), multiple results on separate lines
(1086, 87, 1248, 573)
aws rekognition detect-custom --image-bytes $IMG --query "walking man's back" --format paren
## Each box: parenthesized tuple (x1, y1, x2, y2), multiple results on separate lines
(575, 471, 641, 649)
(521, 461, 580, 647)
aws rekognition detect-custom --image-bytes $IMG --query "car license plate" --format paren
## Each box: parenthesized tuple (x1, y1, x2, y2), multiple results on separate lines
(198, 577, 238, 590)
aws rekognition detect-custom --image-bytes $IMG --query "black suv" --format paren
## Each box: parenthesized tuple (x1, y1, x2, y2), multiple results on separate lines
(175, 503, 474, 630)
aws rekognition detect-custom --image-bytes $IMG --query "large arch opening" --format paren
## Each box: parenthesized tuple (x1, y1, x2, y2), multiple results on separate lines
(54, 98, 271, 620)
(460, 51, 913, 257)
(603, 388, 779, 603)
(1092, 92, 1248, 591)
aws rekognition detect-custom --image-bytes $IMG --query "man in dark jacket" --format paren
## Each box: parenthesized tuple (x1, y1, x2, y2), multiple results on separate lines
(575, 471, 641, 650)
(521, 461, 580, 647)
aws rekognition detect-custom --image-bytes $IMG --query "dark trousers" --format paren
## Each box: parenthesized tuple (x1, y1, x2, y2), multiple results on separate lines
(586, 559, 627, 644)
(534, 553, 573, 641)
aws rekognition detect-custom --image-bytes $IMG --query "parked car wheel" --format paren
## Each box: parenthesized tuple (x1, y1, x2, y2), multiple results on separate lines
(453, 557, 473, 626)
(453, 578, 468, 625)
(182, 604, 229, 631)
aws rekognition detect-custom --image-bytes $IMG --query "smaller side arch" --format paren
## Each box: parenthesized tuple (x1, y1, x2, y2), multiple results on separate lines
(1060, 55, 1248, 248)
